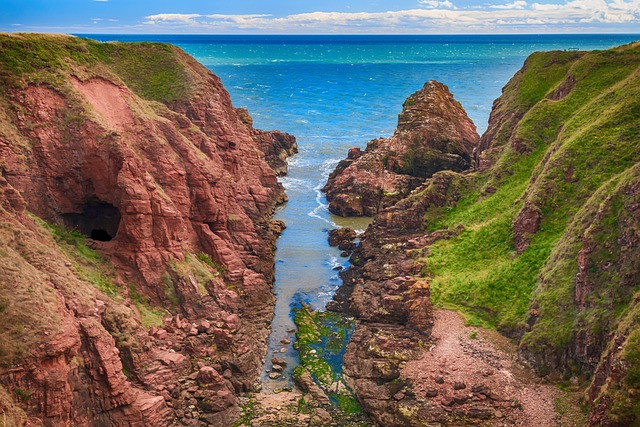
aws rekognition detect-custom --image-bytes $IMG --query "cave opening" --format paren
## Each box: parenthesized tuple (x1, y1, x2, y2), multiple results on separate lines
(62, 200, 121, 242)
(90, 229, 113, 242)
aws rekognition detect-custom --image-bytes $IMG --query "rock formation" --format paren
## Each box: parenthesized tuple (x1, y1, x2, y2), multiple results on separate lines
(236, 107, 298, 176)
(323, 80, 479, 216)
(0, 34, 295, 426)
(329, 43, 640, 425)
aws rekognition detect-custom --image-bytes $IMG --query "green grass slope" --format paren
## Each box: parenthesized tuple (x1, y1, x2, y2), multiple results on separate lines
(415, 42, 639, 423)
(0, 33, 193, 102)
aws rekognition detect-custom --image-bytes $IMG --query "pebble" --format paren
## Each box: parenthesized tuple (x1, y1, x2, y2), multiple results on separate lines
(425, 388, 439, 398)
(271, 357, 287, 367)
(453, 381, 466, 390)
(280, 338, 291, 345)
(280, 348, 287, 353)
(269, 372, 281, 379)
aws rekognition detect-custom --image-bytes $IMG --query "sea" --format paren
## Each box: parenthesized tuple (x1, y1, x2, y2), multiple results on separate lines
(84, 33, 640, 386)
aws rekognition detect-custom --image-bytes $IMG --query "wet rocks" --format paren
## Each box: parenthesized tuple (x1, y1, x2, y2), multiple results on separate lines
(293, 369, 331, 406)
(327, 227, 357, 251)
(271, 357, 287, 367)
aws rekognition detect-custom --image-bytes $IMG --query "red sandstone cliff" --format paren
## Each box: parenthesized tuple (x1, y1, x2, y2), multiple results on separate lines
(329, 44, 640, 426)
(323, 81, 478, 216)
(0, 34, 294, 426)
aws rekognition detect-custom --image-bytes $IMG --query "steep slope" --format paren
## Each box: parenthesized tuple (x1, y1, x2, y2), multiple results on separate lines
(330, 42, 640, 425)
(0, 33, 294, 426)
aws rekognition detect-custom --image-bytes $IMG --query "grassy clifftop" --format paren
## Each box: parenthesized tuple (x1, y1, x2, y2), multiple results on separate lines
(0, 33, 193, 102)
(415, 41, 640, 423)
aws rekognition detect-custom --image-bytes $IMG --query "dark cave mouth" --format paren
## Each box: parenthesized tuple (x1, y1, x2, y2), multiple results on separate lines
(90, 228, 114, 242)
(62, 200, 121, 242)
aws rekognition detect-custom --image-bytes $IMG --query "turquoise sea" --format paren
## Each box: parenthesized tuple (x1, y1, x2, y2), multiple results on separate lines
(86, 33, 640, 385)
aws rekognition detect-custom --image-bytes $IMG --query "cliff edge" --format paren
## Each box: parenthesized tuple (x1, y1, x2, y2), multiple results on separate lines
(0, 33, 295, 426)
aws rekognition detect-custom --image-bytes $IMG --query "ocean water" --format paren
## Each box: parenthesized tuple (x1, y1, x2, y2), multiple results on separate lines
(85, 33, 640, 386)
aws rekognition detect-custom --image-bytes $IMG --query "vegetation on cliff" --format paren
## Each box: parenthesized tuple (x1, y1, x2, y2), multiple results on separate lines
(328, 41, 639, 426)
(407, 42, 639, 423)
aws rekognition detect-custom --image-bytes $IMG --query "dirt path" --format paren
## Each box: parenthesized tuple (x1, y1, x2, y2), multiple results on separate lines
(403, 309, 585, 426)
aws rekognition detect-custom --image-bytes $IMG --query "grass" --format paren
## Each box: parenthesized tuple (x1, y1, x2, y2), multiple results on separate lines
(41, 220, 119, 297)
(293, 304, 338, 386)
(0, 33, 193, 103)
(196, 252, 226, 275)
(418, 44, 640, 341)
(169, 253, 217, 296)
(40, 219, 167, 330)
(232, 399, 257, 427)
(128, 285, 165, 329)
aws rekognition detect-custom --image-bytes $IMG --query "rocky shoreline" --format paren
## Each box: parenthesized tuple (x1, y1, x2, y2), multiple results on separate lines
(324, 43, 640, 426)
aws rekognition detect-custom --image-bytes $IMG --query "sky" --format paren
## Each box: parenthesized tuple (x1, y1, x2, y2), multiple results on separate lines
(1, 0, 639, 34)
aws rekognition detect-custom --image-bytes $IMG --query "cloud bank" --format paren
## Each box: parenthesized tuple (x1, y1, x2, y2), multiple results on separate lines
(143, 0, 640, 33)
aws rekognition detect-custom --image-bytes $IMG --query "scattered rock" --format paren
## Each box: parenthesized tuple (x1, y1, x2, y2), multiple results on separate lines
(293, 369, 330, 405)
(271, 357, 287, 367)
(196, 367, 223, 386)
(310, 408, 333, 425)
(453, 381, 466, 390)
(393, 392, 405, 401)
(441, 397, 456, 407)
(328, 228, 357, 248)
(425, 388, 439, 398)
(453, 393, 469, 404)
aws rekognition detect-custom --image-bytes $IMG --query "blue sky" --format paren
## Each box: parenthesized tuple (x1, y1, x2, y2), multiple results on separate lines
(1, 0, 639, 33)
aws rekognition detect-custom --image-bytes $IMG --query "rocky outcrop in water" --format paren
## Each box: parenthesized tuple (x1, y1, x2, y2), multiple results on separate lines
(0, 34, 294, 426)
(323, 80, 479, 216)
(330, 43, 640, 425)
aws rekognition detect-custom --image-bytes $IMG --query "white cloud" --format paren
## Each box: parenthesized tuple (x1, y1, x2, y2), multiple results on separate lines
(490, 1, 528, 9)
(145, 13, 203, 25)
(142, 0, 640, 33)
(419, 0, 457, 9)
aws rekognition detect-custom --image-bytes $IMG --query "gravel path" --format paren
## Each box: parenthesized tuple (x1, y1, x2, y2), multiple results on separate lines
(402, 309, 563, 426)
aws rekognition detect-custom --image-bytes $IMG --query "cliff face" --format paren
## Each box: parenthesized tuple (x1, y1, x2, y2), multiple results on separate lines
(330, 42, 640, 425)
(0, 34, 294, 426)
(323, 81, 478, 217)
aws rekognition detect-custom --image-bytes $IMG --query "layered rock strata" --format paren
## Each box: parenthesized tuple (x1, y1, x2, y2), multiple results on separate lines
(323, 80, 478, 216)
(0, 34, 294, 426)
(330, 43, 640, 425)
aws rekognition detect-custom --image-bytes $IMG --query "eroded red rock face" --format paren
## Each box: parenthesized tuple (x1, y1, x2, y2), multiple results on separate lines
(323, 81, 479, 217)
(0, 39, 293, 426)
